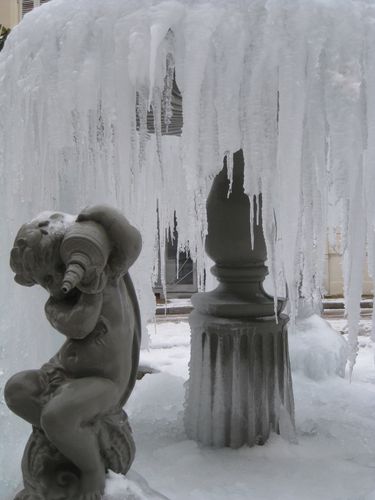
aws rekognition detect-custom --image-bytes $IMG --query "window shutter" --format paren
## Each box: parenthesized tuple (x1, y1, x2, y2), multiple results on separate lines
(22, 0, 35, 17)
(21, 0, 50, 19)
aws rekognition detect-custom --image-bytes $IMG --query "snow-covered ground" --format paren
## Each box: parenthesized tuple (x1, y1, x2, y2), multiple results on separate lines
(104, 315, 375, 500)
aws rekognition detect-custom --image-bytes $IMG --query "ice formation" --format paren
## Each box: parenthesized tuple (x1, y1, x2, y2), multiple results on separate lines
(289, 314, 348, 381)
(0, 0, 374, 469)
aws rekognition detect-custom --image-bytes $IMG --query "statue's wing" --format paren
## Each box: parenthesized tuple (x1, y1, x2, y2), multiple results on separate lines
(120, 272, 141, 407)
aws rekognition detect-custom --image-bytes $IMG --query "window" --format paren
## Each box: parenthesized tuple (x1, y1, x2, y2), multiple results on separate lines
(154, 213, 198, 299)
(21, 0, 34, 17)
(21, 0, 50, 19)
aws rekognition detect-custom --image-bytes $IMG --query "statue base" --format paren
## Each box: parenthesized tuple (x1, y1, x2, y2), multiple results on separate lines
(14, 410, 135, 500)
(185, 311, 295, 448)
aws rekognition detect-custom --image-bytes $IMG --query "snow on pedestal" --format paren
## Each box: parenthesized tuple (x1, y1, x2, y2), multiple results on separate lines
(184, 152, 295, 447)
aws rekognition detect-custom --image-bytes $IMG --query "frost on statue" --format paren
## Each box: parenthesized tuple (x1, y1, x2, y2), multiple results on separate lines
(5, 205, 142, 500)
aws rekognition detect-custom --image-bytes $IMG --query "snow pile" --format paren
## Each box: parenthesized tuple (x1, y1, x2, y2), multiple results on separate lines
(141, 320, 190, 378)
(4, 319, 375, 499)
(124, 320, 375, 500)
(289, 314, 348, 380)
(104, 470, 168, 499)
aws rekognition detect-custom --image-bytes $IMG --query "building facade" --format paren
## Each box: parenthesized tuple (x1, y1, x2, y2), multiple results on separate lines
(0, 0, 49, 29)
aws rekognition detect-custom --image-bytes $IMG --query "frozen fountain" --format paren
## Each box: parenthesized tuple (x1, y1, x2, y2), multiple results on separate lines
(1, 0, 375, 496)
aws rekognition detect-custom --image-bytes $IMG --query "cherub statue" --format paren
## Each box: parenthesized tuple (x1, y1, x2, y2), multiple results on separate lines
(5, 205, 142, 500)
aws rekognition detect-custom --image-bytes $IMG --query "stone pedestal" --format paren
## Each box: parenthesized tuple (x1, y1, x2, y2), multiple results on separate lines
(185, 312, 293, 447)
(184, 150, 295, 447)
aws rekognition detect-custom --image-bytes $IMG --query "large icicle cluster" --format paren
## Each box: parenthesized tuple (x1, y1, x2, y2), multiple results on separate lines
(0, 0, 374, 385)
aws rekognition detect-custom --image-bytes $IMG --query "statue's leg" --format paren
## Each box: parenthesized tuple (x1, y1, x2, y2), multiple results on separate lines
(4, 369, 48, 427)
(40, 377, 120, 497)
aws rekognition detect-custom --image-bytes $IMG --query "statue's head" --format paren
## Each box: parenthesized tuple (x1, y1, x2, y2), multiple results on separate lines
(10, 212, 74, 299)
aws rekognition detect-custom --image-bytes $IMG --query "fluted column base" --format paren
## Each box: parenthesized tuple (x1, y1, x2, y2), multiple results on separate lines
(184, 311, 295, 448)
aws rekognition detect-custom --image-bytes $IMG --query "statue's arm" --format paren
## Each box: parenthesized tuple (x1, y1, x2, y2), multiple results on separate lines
(76, 205, 142, 278)
(45, 292, 103, 339)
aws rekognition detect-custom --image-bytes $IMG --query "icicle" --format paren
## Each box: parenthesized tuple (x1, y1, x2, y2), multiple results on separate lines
(363, 3, 375, 344)
(151, 87, 165, 183)
(136, 87, 149, 170)
(198, 332, 212, 444)
(225, 152, 233, 196)
(212, 335, 225, 447)
(249, 196, 255, 251)
(230, 334, 243, 448)
(162, 47, 175, 133)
